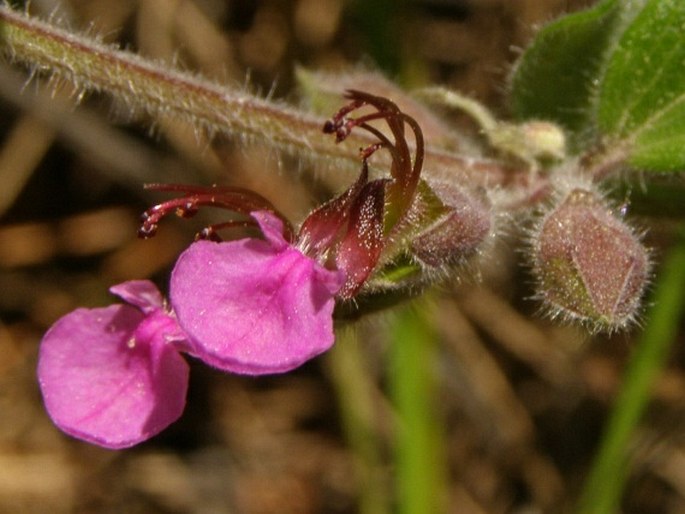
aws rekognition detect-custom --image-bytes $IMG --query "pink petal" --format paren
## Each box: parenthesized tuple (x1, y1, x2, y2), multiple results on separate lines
(251, 210, 289, 251)
(170, 227, 343, 375)
(37, 305, 189, 449)
(109, 280, 165, 314)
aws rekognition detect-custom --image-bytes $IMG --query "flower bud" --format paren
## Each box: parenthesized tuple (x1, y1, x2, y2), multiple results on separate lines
(487, 120, 566, 169)
(532, 186, 650, 331)
(518, 121, 567, 161)
(410, 182, 493, 268)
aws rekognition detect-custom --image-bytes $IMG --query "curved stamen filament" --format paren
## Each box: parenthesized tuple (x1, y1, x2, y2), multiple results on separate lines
(139, 184, 294, 241)
(325, 91, 426, 229)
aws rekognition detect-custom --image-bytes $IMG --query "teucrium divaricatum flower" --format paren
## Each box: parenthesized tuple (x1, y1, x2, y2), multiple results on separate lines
(37, 91, 498, 448)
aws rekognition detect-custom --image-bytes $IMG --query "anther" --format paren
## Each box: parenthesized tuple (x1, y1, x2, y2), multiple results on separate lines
(323, 119, 338, 134)
(138, 224, 158, 239)
(197, 227, 223, 242)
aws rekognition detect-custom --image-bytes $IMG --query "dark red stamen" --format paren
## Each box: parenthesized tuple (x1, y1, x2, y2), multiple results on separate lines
(360, 142, 384, 161)
(324, 90, 426, 230)
(138, 183, 294, 242)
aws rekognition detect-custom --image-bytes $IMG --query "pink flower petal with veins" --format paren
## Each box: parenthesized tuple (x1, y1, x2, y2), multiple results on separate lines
(170, 211, 344, 375)
(38, 295, 188, 449)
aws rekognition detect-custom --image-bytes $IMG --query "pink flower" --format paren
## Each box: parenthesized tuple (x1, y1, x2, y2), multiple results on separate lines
(170, 211, 345, 375)
(37, 91, 431, 449)
(37, 214, 344, 449)
(37, 280, 189, 449)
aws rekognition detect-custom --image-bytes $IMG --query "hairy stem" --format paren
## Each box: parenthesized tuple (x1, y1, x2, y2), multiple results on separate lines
(0, 5, 505, 186)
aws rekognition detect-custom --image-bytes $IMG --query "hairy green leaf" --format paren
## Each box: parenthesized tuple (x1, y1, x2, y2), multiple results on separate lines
(509, 0, 622, 146)
(598, 0, 685, 171)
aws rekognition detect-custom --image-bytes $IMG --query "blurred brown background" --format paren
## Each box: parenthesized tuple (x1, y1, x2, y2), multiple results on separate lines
(3, 1, 685, 513)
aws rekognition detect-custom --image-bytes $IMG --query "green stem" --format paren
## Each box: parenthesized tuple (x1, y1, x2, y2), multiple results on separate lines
(327, 329, 390, 514)
(388, 300, 446, 514)
(576, 228, 685, 514)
